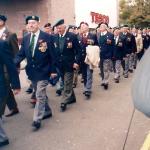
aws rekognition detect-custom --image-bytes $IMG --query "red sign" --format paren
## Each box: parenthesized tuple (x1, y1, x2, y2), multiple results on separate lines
(91, 11, 109, 24)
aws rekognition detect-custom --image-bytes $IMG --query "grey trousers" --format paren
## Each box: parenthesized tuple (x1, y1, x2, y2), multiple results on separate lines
(100, 59, 111, 84)
(33, 80, 51, 122)
(0, 118, 8, 142)
(114, 60, 121, 79)
(84, 65, 93, 92)
(62, 72, 76, 103)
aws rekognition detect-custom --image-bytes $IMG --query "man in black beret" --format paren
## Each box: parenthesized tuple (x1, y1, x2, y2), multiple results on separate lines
(0, 14, 20, 117)
(43, 23, 53, 34)
(53, 19, 81, 111)
(15, 15, 57, 131)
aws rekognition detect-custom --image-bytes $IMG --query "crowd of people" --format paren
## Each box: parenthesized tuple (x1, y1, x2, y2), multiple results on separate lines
(0, 14, 150, 147)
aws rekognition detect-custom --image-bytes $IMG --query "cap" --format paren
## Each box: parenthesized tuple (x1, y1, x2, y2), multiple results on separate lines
(0, 15, 7, 22)
(26, 16, 40, 24)
(54, 19, 64, 27)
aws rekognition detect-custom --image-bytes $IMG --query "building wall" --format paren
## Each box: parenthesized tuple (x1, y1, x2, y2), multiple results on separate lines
(49, 0, 75, 25)
(0, 0, 50, 32)
(0, 0, 75, 33)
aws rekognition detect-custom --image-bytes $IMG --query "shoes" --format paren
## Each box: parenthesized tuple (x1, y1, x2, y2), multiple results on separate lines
(101, 83, 105, 86)
(84, 91, 91, 99)
(31, 92, 36, 99)
(60, 103, 67, 112)
(5, 108, 19, 117)
(42, 113, 52, 120)
(56, 90, 62, 96)
(114, 78, 119, 83)
(129, 69, 133, 73)
(26, 88, 33, 94)
(66, 98, 76, 105)
(103, 84, 108, 90)
(124, 75, 128, 78)
(32, 121, 41, 131)
(0, 139, 9, 147)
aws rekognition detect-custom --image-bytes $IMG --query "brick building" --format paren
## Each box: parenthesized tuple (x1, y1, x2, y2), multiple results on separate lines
(0, 0, 75, 32)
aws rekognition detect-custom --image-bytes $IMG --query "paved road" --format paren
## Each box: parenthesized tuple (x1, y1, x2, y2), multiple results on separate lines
(1, 69, 150, 150)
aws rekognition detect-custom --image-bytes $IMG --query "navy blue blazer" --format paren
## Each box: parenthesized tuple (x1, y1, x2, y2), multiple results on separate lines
(15, 30, 56, 82)
(113, 35, 126, 60)
(78, 32, 98, 60)
(120, 32, 137, 54)
(98, 32, 114, 59)
(52, 32, 82, 72)
(0, 40, 20, 99)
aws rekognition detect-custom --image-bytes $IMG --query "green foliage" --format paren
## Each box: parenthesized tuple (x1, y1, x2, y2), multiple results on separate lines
(119, 0, 150, 28)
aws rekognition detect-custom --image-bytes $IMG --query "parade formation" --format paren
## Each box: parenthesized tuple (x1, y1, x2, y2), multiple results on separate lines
(0, 14, 150, 148)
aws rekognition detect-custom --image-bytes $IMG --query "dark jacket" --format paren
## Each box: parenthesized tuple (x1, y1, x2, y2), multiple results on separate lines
(0, 40, 20, 99)
(120, 32, 137, 55)
(98, 32, 114, 59)
(15, 30, 56, 82)
(113, 35, 125, 60)
(53, 31, 82, 72)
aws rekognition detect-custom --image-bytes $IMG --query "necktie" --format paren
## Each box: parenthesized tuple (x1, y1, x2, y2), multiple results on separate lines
(59, 35, 64, 51)
(29, 34, 35, 56)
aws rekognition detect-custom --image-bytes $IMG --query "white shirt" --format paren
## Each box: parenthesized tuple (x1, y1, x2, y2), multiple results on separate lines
(101, 31, 107, 36)
(0, 27, 6, 38)
(30, 30, 40, 57)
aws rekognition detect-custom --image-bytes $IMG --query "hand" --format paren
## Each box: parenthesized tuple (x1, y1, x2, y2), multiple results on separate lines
(13, 89, 21, 95)
(50, 73, 57, 78)
(106, 39, 112, 44)
(73, 63, 79, 70)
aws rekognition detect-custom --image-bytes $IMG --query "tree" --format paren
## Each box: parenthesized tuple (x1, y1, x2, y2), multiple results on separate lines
(119, 0, 150, 28)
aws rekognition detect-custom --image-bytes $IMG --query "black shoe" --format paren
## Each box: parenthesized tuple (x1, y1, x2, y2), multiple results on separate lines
(26, 88, 33, 94)
(56, 90, 62, 96)
(32, 121, 41, 131)
(5, 108, 19, 117)
(0, 139, 9, 147)
(104, 84, 108, 90)
(101, 83, 105, 86)
(124, 75, 128, 78)
(60, 103, 67, 112)
(66, 99, 76, 105)
(42, 113, 52, 120)
(129, 69, 133, 73)
(31, 92, 36, 99)
(114, 79, 119, 83)
(85, 91, 91, 99)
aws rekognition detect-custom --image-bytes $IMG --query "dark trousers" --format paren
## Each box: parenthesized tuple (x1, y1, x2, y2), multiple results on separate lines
(62, 72, 76, 103)
(3, 74, 18, 114)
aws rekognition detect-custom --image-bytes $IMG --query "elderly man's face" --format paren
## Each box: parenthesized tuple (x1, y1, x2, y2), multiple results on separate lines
(0, 20, 5, 27)
(27, 20, 39, 33)
(80, 23, 89, 33)
(100, 24, 107, 32)
(57, 24, 66, 35)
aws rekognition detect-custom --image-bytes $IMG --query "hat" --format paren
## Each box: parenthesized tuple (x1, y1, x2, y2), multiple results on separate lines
(99, 22, 108, 27)
(79, 21, 89, 27)
(122, 24, 129, 28)
(44, 23, 51, 28)
(25, 16, 40, 24)
(0, 15, 7, 22)
(68, 25, 77, 30)
(54, 19, 64, 27)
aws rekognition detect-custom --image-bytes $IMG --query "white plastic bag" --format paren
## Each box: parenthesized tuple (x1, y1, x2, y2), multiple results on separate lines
(132, 48, 150, 117)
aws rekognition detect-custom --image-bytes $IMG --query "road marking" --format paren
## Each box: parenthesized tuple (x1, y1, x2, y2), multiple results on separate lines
(141, 132, 150, 150)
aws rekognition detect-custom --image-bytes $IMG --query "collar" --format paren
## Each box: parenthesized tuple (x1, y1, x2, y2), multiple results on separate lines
(59, 28, 67, 37)
(0, 27, 6, 33)
(31, 29, 40, 37)
(101, 31, 107, 35)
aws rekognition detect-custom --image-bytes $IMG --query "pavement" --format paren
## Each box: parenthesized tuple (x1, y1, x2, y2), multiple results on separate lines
(1, 69, 150, 150)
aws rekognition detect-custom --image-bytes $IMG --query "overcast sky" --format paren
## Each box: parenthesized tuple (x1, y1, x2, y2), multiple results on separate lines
(75, 0, 119, 28)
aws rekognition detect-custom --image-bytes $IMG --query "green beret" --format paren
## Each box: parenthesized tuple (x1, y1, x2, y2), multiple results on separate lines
(54, 19, 64, 27)
(26, 16, 40, 24)
(0, 15, 7, 22)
